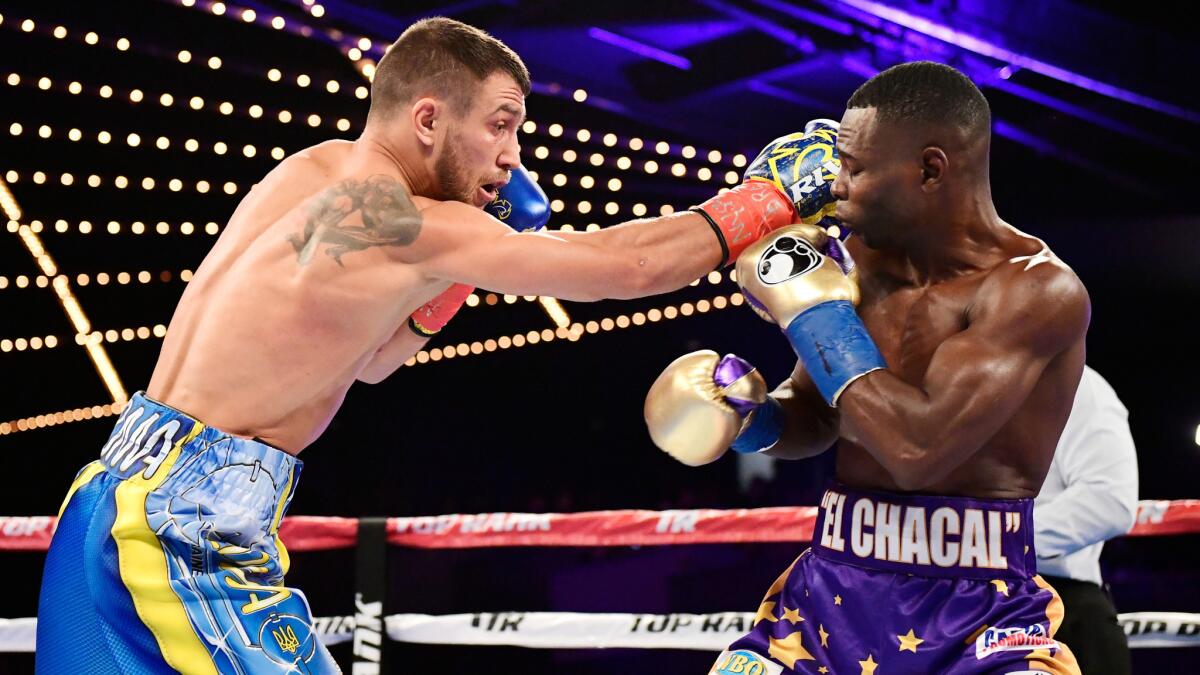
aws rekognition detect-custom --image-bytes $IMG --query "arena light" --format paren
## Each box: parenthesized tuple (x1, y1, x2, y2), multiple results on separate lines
(0, 178, 127, 403)
(537, 297, 572, 329)
(0, 335, 58, 353)
(10, 218, 218, 237)
(31, 54, 725, 168)
(586, 27, 692, 70)
(4, 70, 347, 132)
(834, 0, 1199, 123)
(6, 168, 243, 196)
(403, 292, 745, 369)
(0, 402, 126, 435)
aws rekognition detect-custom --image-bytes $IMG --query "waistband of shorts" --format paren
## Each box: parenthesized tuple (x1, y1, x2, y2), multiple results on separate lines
(97, 391, 301, 502)
(810, 483, 1036, 580)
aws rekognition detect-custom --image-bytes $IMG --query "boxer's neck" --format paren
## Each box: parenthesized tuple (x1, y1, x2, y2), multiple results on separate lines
(890, 193, 1008, 285)
(355, 131, 429, 199)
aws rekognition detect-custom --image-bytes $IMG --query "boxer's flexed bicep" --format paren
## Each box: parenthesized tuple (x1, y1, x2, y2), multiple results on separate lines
(838, 256, 1090, 489)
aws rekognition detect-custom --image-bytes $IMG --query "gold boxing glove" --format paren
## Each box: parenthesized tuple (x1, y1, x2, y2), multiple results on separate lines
(735, 225, 885, 406)
(735, 223, 860, 326)
(643, 350, 775, 466)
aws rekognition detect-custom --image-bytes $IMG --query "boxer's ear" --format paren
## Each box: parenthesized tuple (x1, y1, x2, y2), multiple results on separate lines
(412, 97, 440, 148)
(919, 146, 948, 192)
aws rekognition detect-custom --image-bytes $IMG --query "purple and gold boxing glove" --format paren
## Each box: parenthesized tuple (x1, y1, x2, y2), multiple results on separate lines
(736, 224, 885, 406)
(643, 351, 786, 466)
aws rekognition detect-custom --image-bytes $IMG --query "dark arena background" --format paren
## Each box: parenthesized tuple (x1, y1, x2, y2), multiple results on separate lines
(2, 0, 1198, 673)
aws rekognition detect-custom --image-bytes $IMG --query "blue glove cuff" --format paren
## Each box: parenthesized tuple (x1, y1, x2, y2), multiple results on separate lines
(785, 300, 886, 406)
(732, 396, 785, 454)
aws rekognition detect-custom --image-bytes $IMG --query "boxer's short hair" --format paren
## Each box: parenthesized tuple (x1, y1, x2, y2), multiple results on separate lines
(368, 17, 530, 123)
(847, 61, 990, 138)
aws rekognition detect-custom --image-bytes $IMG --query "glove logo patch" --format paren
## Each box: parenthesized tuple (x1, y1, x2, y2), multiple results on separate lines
(489, 197, 513, 221)
(756, 235, 821, 285)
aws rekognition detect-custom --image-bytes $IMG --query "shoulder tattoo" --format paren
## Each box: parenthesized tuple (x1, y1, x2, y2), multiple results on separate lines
(288, 174, 422, 266)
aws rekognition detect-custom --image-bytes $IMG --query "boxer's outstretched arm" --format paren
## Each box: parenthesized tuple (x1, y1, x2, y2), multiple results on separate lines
(837, 259, 1090, 490)
(762, 361, 841, 460)
(415, 200, 723, 301)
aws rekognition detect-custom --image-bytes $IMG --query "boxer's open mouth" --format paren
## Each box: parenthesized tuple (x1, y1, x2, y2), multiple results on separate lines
(477, 184, 498, 206)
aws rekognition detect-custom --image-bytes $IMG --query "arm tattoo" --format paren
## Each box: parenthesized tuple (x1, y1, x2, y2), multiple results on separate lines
(288, 174, 422, 266)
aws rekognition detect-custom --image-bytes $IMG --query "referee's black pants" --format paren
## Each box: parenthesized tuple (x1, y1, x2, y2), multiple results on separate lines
(1042, 574, 1131, 675)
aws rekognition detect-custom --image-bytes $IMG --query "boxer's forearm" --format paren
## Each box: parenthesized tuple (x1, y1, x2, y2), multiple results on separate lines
(835, 370, 988, 489)
(565, 211, 724, 297)
(760, 379, 839, 460)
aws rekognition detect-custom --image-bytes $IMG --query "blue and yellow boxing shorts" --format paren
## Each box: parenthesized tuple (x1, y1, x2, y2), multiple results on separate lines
(36, 392, 339, 674)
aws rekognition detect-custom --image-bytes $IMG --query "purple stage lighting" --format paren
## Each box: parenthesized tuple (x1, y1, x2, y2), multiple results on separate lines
(587, 27, 692, 70)
(832, 0, 1199, 123)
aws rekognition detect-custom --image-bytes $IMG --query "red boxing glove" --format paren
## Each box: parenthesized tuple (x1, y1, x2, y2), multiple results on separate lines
(692, 181, 798, 266)
(408, 283, 474, 337)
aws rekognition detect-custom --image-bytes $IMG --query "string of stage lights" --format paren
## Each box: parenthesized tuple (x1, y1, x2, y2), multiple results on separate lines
(0, 270, 196, 291)
(3, 119, 739, 202)
(3, 71, 352, 134)
(0, 13, 750, 172)
(0, 290, 748, 436)
(6, 121, 290, 161)
(3, 70, 745, 187)
(5, 219, 223, 236)
(0, 187, 127, 404)
(3, 166, 706, 221)
(5, 121, 740, 211)
(3, 169, 246, 196)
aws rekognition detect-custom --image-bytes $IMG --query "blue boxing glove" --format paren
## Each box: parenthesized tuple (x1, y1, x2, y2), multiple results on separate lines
(484, 165, 549, 232)
(804, 118, 839, 135)
(743, 124, 841, 227)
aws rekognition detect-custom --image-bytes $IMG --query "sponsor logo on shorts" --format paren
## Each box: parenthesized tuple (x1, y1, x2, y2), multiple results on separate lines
(711, 649, 784, 675)
(99, 405, 183, 479)
(975, 624, 1058, 659)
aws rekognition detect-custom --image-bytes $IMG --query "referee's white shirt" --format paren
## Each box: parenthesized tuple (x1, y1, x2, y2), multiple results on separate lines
(1033, 366, 1139, 585)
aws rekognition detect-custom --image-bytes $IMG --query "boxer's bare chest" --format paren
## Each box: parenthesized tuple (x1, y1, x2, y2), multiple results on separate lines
(856, 270, 989, 386)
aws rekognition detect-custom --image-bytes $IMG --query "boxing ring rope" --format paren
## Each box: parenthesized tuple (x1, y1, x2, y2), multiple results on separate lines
(3, 500, 1199, 661)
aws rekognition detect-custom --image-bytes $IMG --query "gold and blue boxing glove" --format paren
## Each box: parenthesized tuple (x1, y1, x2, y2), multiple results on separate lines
(643, 351, 787, 466)
(736, 224, 885, 406)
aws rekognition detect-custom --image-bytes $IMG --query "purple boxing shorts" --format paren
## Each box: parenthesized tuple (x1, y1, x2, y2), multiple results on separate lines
(710, 484, 1081, 675)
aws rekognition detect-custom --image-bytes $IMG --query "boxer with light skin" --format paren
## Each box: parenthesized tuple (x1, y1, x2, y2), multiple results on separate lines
(647, 62, 1089, 674)
(36, 17, 836, 675)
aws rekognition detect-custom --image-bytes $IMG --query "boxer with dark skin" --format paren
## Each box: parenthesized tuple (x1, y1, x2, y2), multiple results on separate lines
(766, 92, 1089, 499)
(648, 62, 1088, 674)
